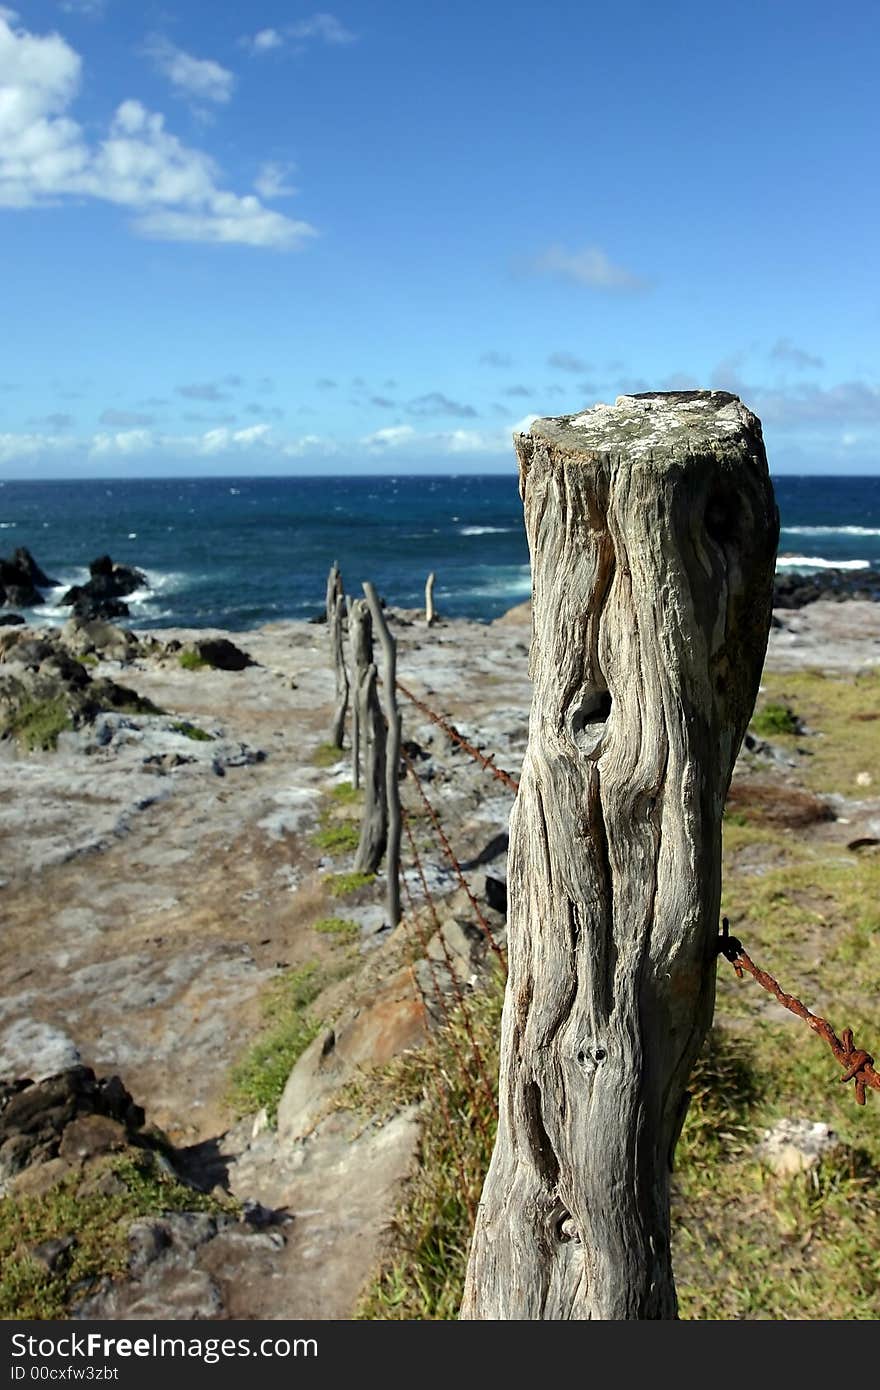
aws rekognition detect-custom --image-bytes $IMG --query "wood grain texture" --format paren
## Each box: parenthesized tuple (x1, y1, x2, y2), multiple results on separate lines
(461, 392, 778, 1320)
(350, 598, 387, 874)
(364, 583, 402, 926)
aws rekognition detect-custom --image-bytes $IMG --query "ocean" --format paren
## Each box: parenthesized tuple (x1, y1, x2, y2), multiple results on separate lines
(1, 473, 879, 632)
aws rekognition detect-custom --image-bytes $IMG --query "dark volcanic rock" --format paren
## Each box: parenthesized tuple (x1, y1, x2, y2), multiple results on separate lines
(60, 556, 147, 620)
(70, 595, 130, 621)
(0, 548, 57, 608)
(186, 638, 254, 671)
(13, 547, 57, 588)
(0, 1067, 147, 1185)
(0, 613, 25, 626)
(773, 568, 880, 609)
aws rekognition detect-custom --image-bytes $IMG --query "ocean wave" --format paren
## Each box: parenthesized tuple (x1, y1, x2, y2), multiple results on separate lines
(782, 525, 880, 537)
(776, 555, 871, 571)
(0, 521, 16, 529)
(458, 525, 514, 536)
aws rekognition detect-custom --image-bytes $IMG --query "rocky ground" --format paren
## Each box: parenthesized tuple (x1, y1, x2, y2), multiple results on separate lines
(1, 596, 879, 1319)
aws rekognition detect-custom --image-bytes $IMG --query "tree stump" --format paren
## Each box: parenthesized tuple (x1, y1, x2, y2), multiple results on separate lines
(461, 391, 779, 1320)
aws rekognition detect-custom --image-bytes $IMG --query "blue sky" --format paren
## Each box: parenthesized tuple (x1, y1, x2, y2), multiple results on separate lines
(1, 1, 878, 477)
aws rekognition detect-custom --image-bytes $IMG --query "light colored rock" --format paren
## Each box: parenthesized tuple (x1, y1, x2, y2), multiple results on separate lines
(755, 1118, 840, 1176)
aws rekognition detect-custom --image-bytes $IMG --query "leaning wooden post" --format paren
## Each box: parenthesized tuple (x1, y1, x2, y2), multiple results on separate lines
(328, 578, 349, 749)
(425, 571, 437, 627)
(350, 597, 387, 872)
(363, 583, 402, 927)
(461, 391, 778, 1320)
(347, 597, 361, 788)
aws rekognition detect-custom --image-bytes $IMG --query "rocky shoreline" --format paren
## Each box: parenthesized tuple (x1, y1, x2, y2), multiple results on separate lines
(1, 589, 879, 1319)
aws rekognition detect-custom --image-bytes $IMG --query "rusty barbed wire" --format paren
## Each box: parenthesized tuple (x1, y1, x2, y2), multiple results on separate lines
(718, 918, 879, 1105)
(400, 744, 508, 977)
(401, 807, 496, 1126)
(396, 679, 521, 794)
(398, 835, 478, 1219)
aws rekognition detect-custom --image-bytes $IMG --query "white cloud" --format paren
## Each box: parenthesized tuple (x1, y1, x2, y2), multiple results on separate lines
(145, 37, 235, 106)
(0, 14, 316, 249)
(254, 160, 297, 199)
(242, 13, 356, 54)
(528, 244, 649, 292)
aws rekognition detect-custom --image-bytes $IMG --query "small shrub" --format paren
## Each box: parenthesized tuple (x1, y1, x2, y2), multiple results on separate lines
(4, 697, 72, 751)
(170, 720, 214, 742)
(178, 650, 208, 672)
(751, 702, 801, 737)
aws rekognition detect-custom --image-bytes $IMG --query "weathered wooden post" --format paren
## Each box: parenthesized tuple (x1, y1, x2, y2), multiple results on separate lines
(461, 391, 778, 1320)
(347, 597, 362, 789)
(327, 563, 349, 750)
(350, 597, 387, 873)
(363, 583, 402, 927)
(425, 571, 437, 627)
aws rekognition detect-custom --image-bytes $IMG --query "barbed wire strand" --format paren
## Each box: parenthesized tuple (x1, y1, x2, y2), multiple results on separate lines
(400, 745, 509, 977)
(401, 807, 496, 1125)
(398, 843, 476, 1221)
(718, 918, 878, 1105)
(396, 680, 521, 793)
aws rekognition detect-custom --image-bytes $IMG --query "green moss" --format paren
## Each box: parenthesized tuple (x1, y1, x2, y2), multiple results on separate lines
(0, 1152, 235, 1320)
(178, 650, 208, 671)
(323, 871, 376, 898)
(229, 964, 326, 1123)
(751, 701, 801, 736)
(4, 696, 72, 751)
(78, 653, 99, 668)
(170, 720, 214, 742)
(313, 916, 360, 941)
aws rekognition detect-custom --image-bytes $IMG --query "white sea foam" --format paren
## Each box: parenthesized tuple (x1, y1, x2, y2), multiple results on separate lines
(0, 521, 16, 529)
(459, 525, 514, 536)
(782, 525, 880, 537)
(776, 555, 871, 571)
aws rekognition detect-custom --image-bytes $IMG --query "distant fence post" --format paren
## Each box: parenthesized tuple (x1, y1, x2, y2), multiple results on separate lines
(327, 564, 349, 750)
(461, 391, 779, 1320)
(363, 582, 402, 928)
(425, 572, 436, 627)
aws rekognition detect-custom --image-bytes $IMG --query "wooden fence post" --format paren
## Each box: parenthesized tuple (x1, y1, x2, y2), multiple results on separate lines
(425, 572, 437, 627)
(350, 597, 387, 873)
(346, 597, 367, 795)
(363, 583, 402, 927)
(461, 391, 778, 1320)
(327, 564, 349, 749)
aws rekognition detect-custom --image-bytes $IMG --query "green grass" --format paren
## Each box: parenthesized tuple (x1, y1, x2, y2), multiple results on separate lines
(312, 822, 360, 853)
(751, 701, 801, 737)
(228, 964, 326, 1123)
(331, 781, 362, 804)
(323, 871, 376, 898)
(178, 650, 209, 671)
(313, 916, 360, 941)
(3, 696, 72, 751)
(313, 741, 344, 767)
(170, 720, 214, 742)
(354, 977, 504, 1320)
(0, 1152, 235, 1320)
(751, 669, 880, 796)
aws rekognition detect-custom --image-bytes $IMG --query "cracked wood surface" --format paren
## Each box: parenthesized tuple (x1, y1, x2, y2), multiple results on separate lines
(461, 392, 778, 1319)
